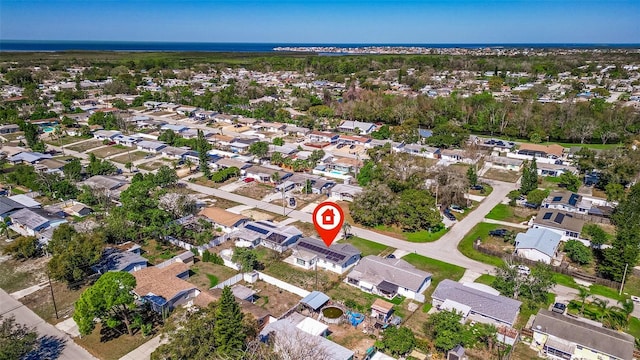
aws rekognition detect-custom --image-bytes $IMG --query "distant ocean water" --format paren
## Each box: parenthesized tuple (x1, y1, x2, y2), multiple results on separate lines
(1, 40, 639, 52)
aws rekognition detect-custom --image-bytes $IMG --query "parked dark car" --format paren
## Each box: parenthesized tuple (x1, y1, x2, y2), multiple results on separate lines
(289, 198, 296, 207)
(552, 302, 567, 314)
(349, 144, 356, 149)
(470, 184, 483, 191)
(489, 229, 509, 237)
(523, 202, 539, 209)
(336, 143, 345, 149)
(386, 254, 396, 259)
(443, 210, 456, 221)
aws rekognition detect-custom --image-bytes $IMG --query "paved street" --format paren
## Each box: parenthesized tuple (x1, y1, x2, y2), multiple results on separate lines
(0, 288, 98, 360)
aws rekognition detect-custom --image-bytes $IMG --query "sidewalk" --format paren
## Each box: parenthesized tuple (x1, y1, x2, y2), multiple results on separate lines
(483, 218, 529, 229)
(10, 281, 48, 299)
(119, 335, 167, 360)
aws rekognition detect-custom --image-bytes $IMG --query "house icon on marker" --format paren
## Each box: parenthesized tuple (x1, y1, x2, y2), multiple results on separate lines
(322, 209, 334, 225)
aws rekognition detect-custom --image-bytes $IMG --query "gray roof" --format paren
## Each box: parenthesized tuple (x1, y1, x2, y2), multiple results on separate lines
(9, 152, 52, 164)
(215, 157, 250, 169)
(300, 291, 330, 311)
(533, 309, 634, 360)
(10, 208, 51, 230)
(515, 228, 562, 258)
(95, 248, 148, 273)
(137, 140, 167, 151)
(294, 237, 360, 267)
(533, 209, 584, 234)
(8, 195, 41, 208)
(162, 146, 190, 156)
(339, 120, 375, 131)
(0, 197, 25, 216)
(83, 175, 127, 190)
(432, 279, 522, 326)
(260, 318, 354, 360)
(348, 255, 432, 292)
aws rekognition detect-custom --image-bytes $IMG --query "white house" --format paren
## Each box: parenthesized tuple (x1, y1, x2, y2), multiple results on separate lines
(514, 228, 562, 264)
(329, 184, 362, 202)
(137, 140, 167, 153)
(288, 237, 361, 275)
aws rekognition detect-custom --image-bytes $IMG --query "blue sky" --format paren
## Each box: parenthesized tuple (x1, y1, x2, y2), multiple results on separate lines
(1, 0, 638, 43)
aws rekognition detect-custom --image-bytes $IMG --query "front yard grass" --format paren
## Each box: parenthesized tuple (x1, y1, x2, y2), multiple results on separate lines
(338, 236, 393, 257)
(74, 323, 153, 360)
(474, 274, 497, 286)
(45, 135, 92, 146)
(457, 222, 506, 267)
(485, 204, 535, 223)
(66, 139, 104, 153)
(20, 281, 87, 324)
(234, 182, 275, 200)
(88, 145, 130, 158)
(405, 227, 449, 243)
(402, 253, 466, 294)
(139, 160, 170, 171)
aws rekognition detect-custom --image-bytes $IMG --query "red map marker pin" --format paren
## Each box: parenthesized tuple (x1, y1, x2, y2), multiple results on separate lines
(312, 202, 344, 247)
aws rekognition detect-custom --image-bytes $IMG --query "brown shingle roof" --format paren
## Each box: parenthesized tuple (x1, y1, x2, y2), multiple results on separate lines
(519, 143, 565, 157)
(133, 263, 194, 301)
(198, 207, 248, 228)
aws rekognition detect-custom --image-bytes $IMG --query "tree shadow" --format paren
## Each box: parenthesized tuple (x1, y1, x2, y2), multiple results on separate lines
(23, 335, 67, 360)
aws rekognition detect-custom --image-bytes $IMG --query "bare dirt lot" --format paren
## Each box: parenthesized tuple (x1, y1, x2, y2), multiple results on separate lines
(233, 182, 275, 200)
(67, 139, 104, 153)
(251, 281, 302, 318)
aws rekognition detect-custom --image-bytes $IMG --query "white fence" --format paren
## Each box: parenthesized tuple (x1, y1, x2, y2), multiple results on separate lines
(164, 233, 231, 256)
(212, 273, 244, 290)
(256, 271, 310, 298)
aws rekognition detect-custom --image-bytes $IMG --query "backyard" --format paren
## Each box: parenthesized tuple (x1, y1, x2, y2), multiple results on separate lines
(188, 261, 238, 290)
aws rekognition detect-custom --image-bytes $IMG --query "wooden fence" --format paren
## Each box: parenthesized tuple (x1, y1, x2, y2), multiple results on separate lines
(473, 242, 622, 290)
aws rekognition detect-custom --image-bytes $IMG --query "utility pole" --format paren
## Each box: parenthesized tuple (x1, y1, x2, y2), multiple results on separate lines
(47, 271, 59, 319)
(282, 185, 286, 216)
(619, 263, 629, 296)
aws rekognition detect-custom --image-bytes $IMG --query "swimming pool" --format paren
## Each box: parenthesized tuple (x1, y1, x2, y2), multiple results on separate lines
(42, 126, 57, 133)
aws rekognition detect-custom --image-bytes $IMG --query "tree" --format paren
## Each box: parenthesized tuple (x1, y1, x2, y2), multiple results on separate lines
(423, 310, 468, 353)
(231, 248, 258, 273)
(350, 183, 399, 227)
(356, 160, 375, 186)
(582, 223, 608, 248)
(74, 271, 137, 336)
(507, 190, 521, 206)
(605, 182, 625, 202)
(576, 286, 591, 315)
(214, 286, 246, 357)
(196, 129, 212, 178)
(564, 240, 592, 265)
(249, 141, 269, 158)
(526, 188, 550, 207)
(154, 165, 178, 187)
(272, 137, 284, 146)
(125, 161, 133, 173)
(599, 183, 640, 281)
(377, 326, 415, 356)
(492, 262, 556, 303)
(0, 315, 38, 360)
(184, 157, 194, 172)
(466, 166, 478, 186)
(558, 172, 581, 192)
(397, 189, 441, 232)
(3, 236, 40, 259)
(47, 224, 103, 284)
(62, 158, 83, 182)
(0, 217, 10, 239)
(87, 153, 118, 176)
(520, 159, 539, 195)
(342, 222, 352, 240)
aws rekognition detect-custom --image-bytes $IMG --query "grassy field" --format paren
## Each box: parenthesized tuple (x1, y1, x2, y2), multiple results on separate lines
(457, 222, 506, 267)
(402, 253, 466, 291)
(66, 139, 104, 153)
(404, 227, 449, 243)
(111, 151, 150, 164)
(45, 135, 92, 146)
(21, 282, 87, 324)
(474, 274, 497, 286)
(188, 261, 238, 290)
(88, 145, 131, 158)
(485, 204, 535, 223)
(338, 236, 393, 257)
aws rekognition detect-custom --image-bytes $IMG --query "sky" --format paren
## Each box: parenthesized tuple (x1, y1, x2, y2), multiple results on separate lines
(1, 0, 639, 43)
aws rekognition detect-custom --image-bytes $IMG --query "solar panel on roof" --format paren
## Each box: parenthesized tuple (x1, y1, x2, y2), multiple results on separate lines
(245, 224, 270, 235)
(569, 194, 579, 206)
(554, 213, 565, 224)
(298, 241, 346, 261)
(266, 233, 287, 244)
(543, 212, 553, 220)
(552, 196, 562, 202)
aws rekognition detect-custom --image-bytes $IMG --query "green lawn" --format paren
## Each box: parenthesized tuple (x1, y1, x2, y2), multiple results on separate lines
(206, 274, 219, 287)
(553, 273, 578, 288)
(403, 253, 466, 293)
(628, 317, 640, 339)
(457, 222, 505, 267)
(339, 236, 393, 257)
(405, 227, 449, 243)
(474, 274, 497, 286)
(553, 273, 628, 302)
(485, 204, 514, 221)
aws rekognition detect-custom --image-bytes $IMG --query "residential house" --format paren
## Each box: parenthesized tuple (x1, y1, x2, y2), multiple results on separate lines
(198, 207, 249, 233)
(257, 122, 286, 133)
(542, 191, 591, 214)
(337, 135, 371, 147)
(231, 221, 302, 253)
(93, 130, 121, 141)
(93, 248, 148, 274)
(63, 202, 93, 217)
(284, 125, 311, 137)
(0, 197, 26, 219)
(259, 315, 354, 360)
(33, 159, 65, 175)
(9, 207, 67, 242)
(212, 158, 252, 173)
(431, 279, 522, 327)
(330, 184, 362, 202)
(212, 113, 236, 124)
(370, 298, 395, 323)
(396, 144, 441, 159)
(8, 195, 41, 209)
(289, 237, 361, 274)
(160, 146, 191, 160)
(531, 309, 634, 360)
(245, 165, 292, 183)
(83, 175, 127, 191)
(537, 162, 578, 177)
(487, 156, 523, 171)
(307, 131, 339, 144)
(133, 262, 199, 314)
(0, 124, 19, 134)
(113, 134, 140, 147)
(338, 120, 376, 135)
(8, 152, 52, 164)
(514, 228, 563, 264)
(346, 255, 432, 302)
(516, 143, 565, 160)
(137, 140, 167, 153)
(176, 106, 197, 117)
(531, 209, 584, 239)
(440, 149, 472, 164)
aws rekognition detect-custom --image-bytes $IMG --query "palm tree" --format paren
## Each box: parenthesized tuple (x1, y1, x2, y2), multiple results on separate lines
(125, 162, 133, 173)
(618, 299, 634, 323)
(0, 217, 11, 239)
(342, 222, 352, 240)
(577, 286, 591, 315)
(593, 298, 610, 322)
(184, 158, 194, 172)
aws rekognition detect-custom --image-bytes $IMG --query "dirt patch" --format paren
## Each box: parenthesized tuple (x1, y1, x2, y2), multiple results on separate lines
(199, 196, 241, 210)
(327, 322, 377, 357)
(251, 281, 302, 318)
(188, 262, 239, 290)
(240, 209, 274, 221)
(0, 252, 48, 293)
(67, 140, 104, 153)
(74, 323, 154, 360)
(139, 160, 170, 171)
(233, 182, 275, 200)
(482, 169, 522, 183)
(111, 151, 149, 164)
(88, 145, 131, 158)
(20, 281, 87, 324)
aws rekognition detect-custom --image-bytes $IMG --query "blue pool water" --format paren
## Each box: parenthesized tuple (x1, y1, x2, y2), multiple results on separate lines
(43, 126, 56, 133)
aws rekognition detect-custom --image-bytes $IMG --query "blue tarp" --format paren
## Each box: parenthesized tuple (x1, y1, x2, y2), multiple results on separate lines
(300, 291, 330, 311)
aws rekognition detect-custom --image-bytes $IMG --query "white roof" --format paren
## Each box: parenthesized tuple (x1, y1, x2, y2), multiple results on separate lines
(8, 195, 41, 208)
(296, 317, 328, 336)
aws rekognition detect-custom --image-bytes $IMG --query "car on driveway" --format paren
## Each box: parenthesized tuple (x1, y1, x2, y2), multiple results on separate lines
(470, 184, 483, 191)
(631, 295, 640, 304)
(449, 205, 464, 213)
(489, 229, 509, 237)
(243, 177, 255, 183)
(523, 202, 539, 209)
(552, 302, 567, 314)
(443, 210, 456, 221)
